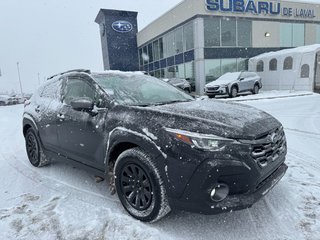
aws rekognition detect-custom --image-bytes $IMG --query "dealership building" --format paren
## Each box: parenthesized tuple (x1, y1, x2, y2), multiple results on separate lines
(96, 0, 320, 94)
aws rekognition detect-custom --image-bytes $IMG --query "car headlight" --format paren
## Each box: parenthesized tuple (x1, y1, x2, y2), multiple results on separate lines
(165, 128, 235, 151)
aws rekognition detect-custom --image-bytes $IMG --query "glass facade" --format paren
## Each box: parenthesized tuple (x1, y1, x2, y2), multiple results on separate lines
(316, 25, 320, 43)
(204, 17, 252, 47)
(139, 20, 195, 81)
(280, 23, 305, 47)
(205, 58, 248, 82)
(138, 15, 314, 93)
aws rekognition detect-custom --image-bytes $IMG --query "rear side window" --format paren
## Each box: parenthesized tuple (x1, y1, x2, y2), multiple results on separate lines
(40, 79, 61, 99)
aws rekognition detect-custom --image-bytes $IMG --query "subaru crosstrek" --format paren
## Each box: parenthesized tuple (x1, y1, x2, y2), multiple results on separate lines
(23, 69, 287, 222)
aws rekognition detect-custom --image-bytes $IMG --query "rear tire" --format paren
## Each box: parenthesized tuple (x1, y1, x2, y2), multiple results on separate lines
(114, 147, 171, 222)
(25, 128, 50, 167)
(208, 95, 216, 99)
(252, 84, 259, 95)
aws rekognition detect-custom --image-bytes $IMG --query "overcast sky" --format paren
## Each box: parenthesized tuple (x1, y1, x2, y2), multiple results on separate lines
(0, 0, 182, 94)
(0, 0, 318, 94)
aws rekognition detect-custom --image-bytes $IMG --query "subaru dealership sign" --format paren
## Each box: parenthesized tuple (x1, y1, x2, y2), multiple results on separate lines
(205, 0, 316, 18)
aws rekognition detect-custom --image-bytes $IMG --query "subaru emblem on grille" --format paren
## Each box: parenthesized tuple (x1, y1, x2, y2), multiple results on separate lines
(270, 132, 278, 143)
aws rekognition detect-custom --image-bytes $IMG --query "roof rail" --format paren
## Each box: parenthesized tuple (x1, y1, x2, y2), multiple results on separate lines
(47, 69, 91, 80)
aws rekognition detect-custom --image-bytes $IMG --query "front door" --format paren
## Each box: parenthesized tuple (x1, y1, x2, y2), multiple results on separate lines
(57, 75, 108, 169)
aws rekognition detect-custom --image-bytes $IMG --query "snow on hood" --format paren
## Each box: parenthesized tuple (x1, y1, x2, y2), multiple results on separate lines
(148, 100, 281, 139)
(206, 72, 241, 87)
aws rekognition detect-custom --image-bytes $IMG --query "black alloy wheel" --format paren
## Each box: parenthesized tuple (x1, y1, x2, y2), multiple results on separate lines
(114, 148, 171, 222)
(25, 128, 50, 167)
(26, 129, 40, 166)
(120, 163, 153, 211)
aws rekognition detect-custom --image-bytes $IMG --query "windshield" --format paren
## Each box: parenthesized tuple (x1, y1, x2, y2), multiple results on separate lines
(93, 73, 194, 106)
(217, 72, 241, 81)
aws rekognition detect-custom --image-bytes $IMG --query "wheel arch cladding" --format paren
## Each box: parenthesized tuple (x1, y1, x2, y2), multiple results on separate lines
(106, 129, 165, 171)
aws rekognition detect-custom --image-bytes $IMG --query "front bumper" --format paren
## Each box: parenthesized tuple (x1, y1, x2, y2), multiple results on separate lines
(205, 86, 228, 96)
(168, 160, 287, 214)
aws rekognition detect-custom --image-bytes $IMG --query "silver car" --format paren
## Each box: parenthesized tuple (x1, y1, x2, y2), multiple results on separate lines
(205, 72, 262, 98)
(162, 78, 192, 93)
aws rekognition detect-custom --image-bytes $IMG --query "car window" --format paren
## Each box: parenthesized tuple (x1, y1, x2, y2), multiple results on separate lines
(40, 79, 61, 99)
(63, 77, 96, 105)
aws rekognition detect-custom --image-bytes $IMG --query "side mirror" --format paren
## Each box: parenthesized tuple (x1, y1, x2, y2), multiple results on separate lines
(70, 98, 94, 112)
(239, 77, 245, 81)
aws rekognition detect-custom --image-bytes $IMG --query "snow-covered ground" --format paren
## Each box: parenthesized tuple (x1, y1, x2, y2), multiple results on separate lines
(0, 94, 319, 240)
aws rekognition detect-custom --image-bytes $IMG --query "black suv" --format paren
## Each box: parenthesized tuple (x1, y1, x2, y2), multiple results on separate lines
(23, 69, 288, 222)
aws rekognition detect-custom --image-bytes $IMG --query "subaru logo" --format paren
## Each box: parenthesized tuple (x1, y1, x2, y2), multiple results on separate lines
(269, 132, 280, 144)
(112, 21, 133, 33)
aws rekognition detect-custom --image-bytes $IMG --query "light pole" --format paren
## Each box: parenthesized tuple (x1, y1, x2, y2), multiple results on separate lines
(16, 62, 23, 96)
(38, 72, 41, 86)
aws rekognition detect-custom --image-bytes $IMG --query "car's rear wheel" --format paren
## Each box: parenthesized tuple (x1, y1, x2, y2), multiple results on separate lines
(230, 86, 238, 98)
(252, 84, 259, 95)
(114, 147, 171, 222)
(25, 128, 50, 167)
(208, 95, 216, 99)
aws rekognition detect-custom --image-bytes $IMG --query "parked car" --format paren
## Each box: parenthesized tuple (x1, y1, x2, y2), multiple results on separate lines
(0, 95, 10, 106)
(163, 78, 192, 93)
(23, 69, 287, 222)
(205, 71, 262, 98)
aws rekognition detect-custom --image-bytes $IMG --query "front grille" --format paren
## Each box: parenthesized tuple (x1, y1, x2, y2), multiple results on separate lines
(207, 86, 219, 91)
(251, 127, 286, 168)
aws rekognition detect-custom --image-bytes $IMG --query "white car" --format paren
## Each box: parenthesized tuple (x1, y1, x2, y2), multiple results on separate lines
(0, 95, 10, 106)
(205, 72, 262, 98)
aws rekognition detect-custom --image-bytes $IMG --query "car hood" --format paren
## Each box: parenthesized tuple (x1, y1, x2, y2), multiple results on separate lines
(206, 78, 235, 87)
(145, 100, 281, 140)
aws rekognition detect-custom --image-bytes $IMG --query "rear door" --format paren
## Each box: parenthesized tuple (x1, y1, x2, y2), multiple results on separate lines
(36, 79, 63, 153)
(241, 72, 256, 91)
(57, 74, 108, 169)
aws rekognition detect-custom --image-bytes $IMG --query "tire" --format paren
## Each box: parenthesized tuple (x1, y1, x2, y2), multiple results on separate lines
(229, 86, 238, 98)
(252, 84, 259, 95)
(25, 128, 50, 167)
(114, 147, 171, 222)
(208, 95, 215, 99)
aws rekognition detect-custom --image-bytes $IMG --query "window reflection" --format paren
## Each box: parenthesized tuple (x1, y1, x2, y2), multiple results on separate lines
(221, 18, 236, 46)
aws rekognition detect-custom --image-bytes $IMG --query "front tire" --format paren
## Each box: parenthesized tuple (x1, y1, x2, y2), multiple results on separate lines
(25, 128, 50, 167)
(229, 86, 238, 98)
(114, 148, 171, 222)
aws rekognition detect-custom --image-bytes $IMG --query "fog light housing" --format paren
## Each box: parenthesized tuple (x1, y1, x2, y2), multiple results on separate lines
(210, 184, 229, 202)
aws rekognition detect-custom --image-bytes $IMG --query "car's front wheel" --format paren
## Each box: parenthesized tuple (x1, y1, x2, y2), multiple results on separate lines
(114, 148, 171, 222)
(229, 86, 238, 98)
(25, 128, 50, 167)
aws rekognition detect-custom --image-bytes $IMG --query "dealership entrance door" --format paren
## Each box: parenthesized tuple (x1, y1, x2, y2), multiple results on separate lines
(315, 52, 320, 92)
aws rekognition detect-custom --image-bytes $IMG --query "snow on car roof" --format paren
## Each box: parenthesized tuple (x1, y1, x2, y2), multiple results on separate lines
(92, 70, 145, 77)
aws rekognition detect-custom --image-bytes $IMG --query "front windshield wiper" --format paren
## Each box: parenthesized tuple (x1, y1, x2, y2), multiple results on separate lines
(152, 99, 194, 106)
(128, 99, 194, 107)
